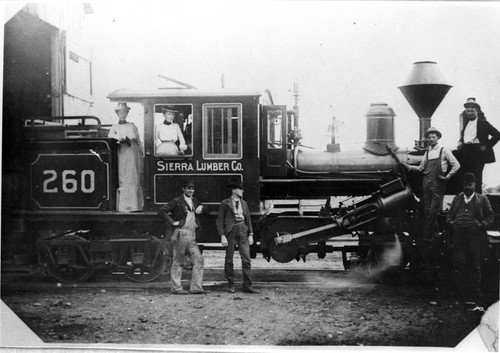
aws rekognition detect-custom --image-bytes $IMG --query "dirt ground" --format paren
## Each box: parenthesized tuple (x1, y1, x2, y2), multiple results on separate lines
(1, 251, 497, 348)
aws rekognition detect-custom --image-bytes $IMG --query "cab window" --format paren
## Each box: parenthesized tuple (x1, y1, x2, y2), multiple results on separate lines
(267, 109, 283, 148)
(154, 104, 193, 157)
(203, 104, 242, 159)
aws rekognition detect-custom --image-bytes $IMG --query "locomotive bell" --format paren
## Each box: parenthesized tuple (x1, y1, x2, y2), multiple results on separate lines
(398, 61, 452, 148)
(363, 102, 398, 155)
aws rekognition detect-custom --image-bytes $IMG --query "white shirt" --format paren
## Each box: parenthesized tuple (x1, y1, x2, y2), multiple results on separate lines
(409, 143, 461, 180)
(231, 197, 243, 217)
(156, 123, 186, 147)
(184, 194, 194, 211)
(426, 143, 441, 160)
(464, 192, 476, 204)
(463, 118, 479, 144)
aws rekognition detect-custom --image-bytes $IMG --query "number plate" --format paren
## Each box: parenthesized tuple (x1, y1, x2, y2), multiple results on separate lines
(31, 153, 109, 209)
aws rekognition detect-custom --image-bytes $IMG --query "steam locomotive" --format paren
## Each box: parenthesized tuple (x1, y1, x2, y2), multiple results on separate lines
(3, 61, 499, 283)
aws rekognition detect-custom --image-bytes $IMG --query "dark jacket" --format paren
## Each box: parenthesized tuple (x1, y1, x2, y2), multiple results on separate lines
(216, 198, 253, 236)
(459, 112, 500, 164)
(158, 195, 201, 239)
(446, 192, 495, 230)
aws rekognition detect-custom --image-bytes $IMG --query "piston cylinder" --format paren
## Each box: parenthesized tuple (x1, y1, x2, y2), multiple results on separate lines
(363, 102, 398, 155)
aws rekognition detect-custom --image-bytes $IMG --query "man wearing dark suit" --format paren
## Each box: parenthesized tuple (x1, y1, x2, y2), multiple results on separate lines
(216, 180, 259, 294)
(446, 173, 495, 309)
(158, 180, 206, 294)
(455, 97, 500, 193)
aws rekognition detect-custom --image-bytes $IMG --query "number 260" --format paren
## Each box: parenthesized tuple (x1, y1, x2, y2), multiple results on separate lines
(42, 170, 95, 193)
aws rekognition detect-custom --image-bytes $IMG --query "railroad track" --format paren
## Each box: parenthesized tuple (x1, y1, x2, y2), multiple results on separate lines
(1, 267, 382, 291)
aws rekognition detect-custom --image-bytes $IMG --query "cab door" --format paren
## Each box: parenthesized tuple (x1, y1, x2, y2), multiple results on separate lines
(261, 105, 288, 177)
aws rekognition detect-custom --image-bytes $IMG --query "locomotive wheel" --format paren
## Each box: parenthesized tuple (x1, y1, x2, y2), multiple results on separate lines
(124, 238, 169, 283)
(41, 234, 94, 284)
(269, 236, 299, 263)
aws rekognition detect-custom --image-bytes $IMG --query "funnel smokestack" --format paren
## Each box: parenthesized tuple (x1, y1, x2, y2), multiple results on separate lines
(398, 61, 452, 149)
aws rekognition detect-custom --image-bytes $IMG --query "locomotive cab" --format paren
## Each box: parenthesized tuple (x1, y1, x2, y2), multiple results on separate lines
(107, 88, 267, 216)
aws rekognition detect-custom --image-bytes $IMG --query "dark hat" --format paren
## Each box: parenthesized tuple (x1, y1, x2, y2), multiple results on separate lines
(183, 179, 195, 188)
(464, 97, 481, 110)
(424, 126, 442, 139)
(114, 102, 131, 112)
(227, 180, 244, 189)
(462, 173, 476, 184)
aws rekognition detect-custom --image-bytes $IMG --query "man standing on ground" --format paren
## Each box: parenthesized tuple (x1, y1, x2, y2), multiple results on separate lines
(405, 126, 460, 241)
(216, 180, 259, 294)
(446, 173, 495, 308)
(159, 180, 206, 294)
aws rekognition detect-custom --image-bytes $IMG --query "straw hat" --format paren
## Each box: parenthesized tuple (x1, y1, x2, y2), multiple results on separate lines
(114, 102, 131, 112)
(464, 97, 481, 110)
(424, 126, 442, 139)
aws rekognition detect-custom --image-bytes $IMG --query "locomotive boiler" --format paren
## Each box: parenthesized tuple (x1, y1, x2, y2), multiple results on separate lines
(2, 62, 498, 283)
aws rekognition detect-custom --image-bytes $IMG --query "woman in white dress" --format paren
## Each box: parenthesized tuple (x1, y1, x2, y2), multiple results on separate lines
(156, 108, 187, 156)
(108, 102, 144, 212)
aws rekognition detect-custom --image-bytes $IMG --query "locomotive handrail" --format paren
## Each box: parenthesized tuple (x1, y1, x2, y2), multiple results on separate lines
(385, 144, 411, 187)
(23, 116, 102, 128)
(285, 160, 393, 179)
(36, 230, 91, 242)
(108, 237, 153, 243)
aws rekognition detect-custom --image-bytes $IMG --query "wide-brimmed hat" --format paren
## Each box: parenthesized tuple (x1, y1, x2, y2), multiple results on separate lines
(464, 97, 481, 110)
(424, 126, 442, 139)
(161, 106, 178, 114)
(114, 102, 131, 112)
(183, 179, 195, 188)
(462, 173, 476, 184)
(227, 180, 244, 190)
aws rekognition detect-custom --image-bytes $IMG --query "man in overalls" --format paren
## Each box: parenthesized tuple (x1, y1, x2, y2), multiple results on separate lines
(406, 127, 460, 241)
(159, 180, 206, 294)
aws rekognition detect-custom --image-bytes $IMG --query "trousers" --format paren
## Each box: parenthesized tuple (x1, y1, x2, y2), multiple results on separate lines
(453, 225, 488, 302)
(455, 144, 484, 194)
(224, 223, 252, 289)
(422, 174, 446, 240)
(170, 229, 204, 292)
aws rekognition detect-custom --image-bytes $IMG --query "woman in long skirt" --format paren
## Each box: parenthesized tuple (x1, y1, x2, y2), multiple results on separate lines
(108, 102, 144, 212)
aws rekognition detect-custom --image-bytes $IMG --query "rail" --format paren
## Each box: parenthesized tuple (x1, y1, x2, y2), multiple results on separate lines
(23, 116, 102, 127)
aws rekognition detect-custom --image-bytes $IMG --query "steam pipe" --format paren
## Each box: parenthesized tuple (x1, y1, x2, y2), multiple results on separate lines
(293, 81, 299, 129)
(419, 117, 432, 142)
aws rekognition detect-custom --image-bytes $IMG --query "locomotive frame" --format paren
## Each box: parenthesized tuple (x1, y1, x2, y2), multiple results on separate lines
(3, 65, 499, 285)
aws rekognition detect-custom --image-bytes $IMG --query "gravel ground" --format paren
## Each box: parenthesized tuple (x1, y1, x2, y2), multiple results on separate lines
(2, 248, 496, 349)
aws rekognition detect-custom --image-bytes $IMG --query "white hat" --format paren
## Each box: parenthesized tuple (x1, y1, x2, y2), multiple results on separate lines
(114, 102, 131, 111)
(464, 97, 481, 110)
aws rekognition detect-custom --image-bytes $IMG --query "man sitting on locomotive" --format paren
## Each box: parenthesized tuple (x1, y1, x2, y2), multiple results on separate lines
(158, 180, 206, 295)
(446, 172, 495, 309)
(404, 127, 460, 241)
(156, 107, 188, 156)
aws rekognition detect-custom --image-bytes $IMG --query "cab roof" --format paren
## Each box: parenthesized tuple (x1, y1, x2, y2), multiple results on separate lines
(107, 88, 262, 103)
